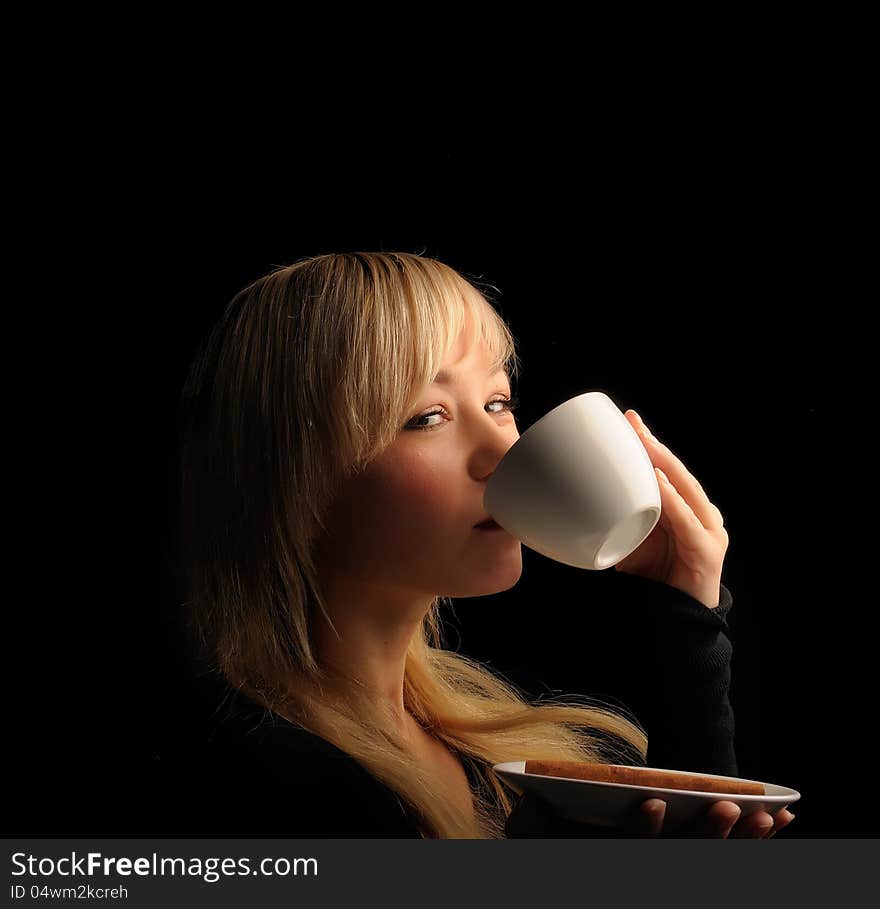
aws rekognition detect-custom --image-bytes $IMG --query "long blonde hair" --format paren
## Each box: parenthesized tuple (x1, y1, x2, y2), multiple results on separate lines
(176, 251, 648, 838)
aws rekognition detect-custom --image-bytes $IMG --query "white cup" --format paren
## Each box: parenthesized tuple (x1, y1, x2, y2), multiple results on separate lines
(484, 392, 662, 570)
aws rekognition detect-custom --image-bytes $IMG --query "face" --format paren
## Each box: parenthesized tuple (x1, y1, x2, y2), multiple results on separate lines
(314, 330, 523, 604)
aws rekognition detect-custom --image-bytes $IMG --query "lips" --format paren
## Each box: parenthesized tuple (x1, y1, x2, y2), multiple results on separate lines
(475, 518, 500, 528)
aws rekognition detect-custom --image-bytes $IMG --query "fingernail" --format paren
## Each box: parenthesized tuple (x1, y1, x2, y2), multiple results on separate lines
(637, 413, 659, 443)
(723, 808, 741, 827)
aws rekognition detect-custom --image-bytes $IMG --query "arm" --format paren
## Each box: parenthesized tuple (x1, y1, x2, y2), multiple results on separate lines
(612, 410, 737, 775)
(506, 399, 743, 835)
(625, 573, 737, 776)
(504, 575, 738, 838)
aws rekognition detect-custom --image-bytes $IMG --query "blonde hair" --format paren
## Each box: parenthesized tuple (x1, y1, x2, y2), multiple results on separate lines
(176, 251, 648, 838)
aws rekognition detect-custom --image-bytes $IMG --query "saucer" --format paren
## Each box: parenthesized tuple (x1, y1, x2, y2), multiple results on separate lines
(493, 761, 801, 832)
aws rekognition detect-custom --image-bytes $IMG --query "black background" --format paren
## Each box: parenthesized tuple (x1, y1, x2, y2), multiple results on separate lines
(10, 125, 865, 838)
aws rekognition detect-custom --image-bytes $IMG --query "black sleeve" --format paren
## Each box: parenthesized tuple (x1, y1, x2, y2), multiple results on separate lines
(196, 726, 423, 837)
(628, 575, 737, 777)
(505, 575, 738, 837)
(155, 683, 423, 838)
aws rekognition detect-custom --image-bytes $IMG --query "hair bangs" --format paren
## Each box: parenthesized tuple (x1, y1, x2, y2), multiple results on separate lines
(348, 254, 520, 466)
(398, 259, 520, 412)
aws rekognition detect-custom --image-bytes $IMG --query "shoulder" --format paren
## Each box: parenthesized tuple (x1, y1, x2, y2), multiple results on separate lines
(161, 679, 421, 838)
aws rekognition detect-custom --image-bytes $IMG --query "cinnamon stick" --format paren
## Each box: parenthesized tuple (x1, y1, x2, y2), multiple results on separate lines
(524, 761, 764, 795)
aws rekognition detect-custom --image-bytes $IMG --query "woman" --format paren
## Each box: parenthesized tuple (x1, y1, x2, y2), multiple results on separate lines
(172, 251, 794, 839)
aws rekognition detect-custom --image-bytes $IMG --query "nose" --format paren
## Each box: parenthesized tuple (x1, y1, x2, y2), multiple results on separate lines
(470, 415, 520, 481)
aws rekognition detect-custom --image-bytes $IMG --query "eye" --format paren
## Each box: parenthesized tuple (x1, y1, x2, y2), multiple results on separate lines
(404, 395, 519, 432)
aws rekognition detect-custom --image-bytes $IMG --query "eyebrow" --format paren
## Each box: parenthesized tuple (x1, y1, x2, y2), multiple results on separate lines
(432, 365, 508, 385)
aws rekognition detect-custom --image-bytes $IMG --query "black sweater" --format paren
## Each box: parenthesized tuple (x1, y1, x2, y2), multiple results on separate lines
(156, 576, 736, 838)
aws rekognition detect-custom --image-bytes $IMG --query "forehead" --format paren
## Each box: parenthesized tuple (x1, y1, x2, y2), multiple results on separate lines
(431, 328, 507, 385)
(432, 362, 508, 385)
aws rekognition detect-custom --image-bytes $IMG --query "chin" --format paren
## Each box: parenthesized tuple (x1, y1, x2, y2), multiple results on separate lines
(443, 553, 524, 598)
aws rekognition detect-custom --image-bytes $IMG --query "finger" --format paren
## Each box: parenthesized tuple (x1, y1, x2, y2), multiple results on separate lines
(730, 809, 775, 838)
(626, 410, 726, 533)
(766, 809, 796, 838)
(631, 414, 724, 532)
(654, 467, 716, 553)
(703, 801, 742, 838)
(627, 798, 666, 837)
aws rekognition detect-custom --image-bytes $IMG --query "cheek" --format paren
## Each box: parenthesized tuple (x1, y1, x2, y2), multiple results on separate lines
(369, 454, 462, 541)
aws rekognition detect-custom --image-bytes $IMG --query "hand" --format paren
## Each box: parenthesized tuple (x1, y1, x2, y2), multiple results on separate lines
(613, 410, 729, 609)
(625, 798, 797, 838)
(505, 792, 797, 838)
